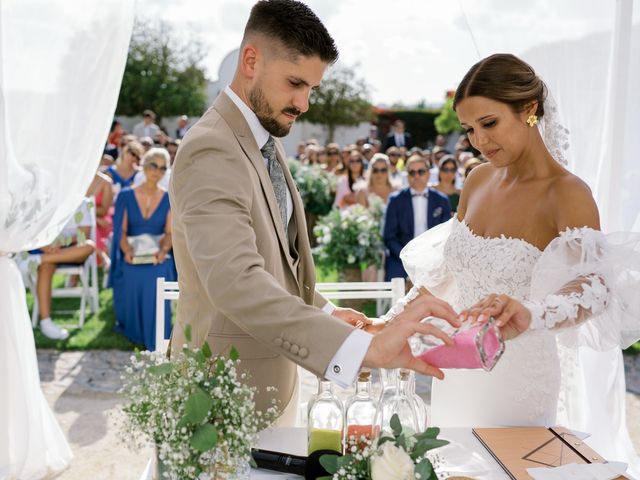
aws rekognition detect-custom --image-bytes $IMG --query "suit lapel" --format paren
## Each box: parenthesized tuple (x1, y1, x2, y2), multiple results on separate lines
(404, 189, 414, 235)
(212, 92, 297, 279)
(426, 189, 435, 229)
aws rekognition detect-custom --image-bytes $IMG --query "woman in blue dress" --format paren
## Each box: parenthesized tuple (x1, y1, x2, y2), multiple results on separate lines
(109, 147, 176, 350)
(105, 140, 143, 191)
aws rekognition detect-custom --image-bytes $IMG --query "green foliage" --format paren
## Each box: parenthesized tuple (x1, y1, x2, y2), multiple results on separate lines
(313, 205, 384, 273)
(117, 20, 208, 120)
(434, 96, 463, 135)
(292, 164, 337, 215)
(182, 387, 214, 425)
(320, 414, 449, 480)
(304, 64, 373, 141)
(189, 424, 219, 453)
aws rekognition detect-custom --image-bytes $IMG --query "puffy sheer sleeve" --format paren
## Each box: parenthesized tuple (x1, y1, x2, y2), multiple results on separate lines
(523, 227, 640, 350)
(380, 219, 457, 322)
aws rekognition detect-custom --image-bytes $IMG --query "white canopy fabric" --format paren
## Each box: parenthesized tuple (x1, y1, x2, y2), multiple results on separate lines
(0, 1, 133, 478)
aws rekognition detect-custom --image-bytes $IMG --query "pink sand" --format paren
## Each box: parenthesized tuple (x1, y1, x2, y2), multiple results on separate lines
(418, 324, 501, 369)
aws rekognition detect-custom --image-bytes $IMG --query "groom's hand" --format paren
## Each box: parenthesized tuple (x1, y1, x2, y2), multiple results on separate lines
(332, 307, 371, 330)
(362, 295, 460, 379)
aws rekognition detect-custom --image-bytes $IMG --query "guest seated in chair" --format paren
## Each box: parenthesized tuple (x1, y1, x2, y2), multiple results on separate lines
(109, 148, 176, 351)
(383, 154, 451, 284)
(29, 199, 96, 339)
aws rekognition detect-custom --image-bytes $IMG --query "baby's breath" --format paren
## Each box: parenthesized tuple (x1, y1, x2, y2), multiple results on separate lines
(120, 346, 278, 480)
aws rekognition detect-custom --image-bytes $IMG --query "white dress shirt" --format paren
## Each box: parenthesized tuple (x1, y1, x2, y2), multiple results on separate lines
(394, 132, 405, 147)
(224, 86, 371, 388)
(411, 188, 429, 237)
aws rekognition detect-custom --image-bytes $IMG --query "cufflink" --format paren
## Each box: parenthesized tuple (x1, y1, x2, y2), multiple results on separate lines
(333, 365, 341, 374)
(290, 344, 299, 355)
(298, 347, 308, 358)
(273, 338, 283, 347)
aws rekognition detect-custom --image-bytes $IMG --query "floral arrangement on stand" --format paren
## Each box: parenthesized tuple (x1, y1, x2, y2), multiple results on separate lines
(312, 204, 384, 273)
(120, 325, 278, 480)
(320, 414, 449, 480)
(293, 164, 337, 216)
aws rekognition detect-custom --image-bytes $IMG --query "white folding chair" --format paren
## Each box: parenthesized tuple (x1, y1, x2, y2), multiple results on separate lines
(316, 278, 406, 317)
(153, 278, 405, 352)
(28, 197, 100, 329)
(155, 277, 179, 353)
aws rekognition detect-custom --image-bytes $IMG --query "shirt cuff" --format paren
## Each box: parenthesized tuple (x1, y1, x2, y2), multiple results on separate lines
(322, 300, 336, 315)
(324, 329, 373, 389)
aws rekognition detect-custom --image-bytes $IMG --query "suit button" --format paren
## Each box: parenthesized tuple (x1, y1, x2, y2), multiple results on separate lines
(283, 341, 291, 350)
(298, 347, 308, 358)
(290, 344, 299, 355)
(333, 365, 341, 374)
(273, 338, 283, 347)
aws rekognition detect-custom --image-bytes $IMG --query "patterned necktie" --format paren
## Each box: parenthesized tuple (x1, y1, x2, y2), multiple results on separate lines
(260, 136, 288, 234)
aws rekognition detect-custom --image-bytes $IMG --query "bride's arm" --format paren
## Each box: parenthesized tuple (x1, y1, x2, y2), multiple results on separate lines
(464, 175, 605, 338)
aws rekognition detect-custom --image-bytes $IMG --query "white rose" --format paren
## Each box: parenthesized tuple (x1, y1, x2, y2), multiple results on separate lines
(370, 442, 416, 480)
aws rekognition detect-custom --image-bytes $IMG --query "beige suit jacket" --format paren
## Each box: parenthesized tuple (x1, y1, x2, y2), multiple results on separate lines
(169, 91, 354, 414)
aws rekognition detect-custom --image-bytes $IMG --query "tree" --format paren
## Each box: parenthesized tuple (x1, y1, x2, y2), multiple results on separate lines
(434, 96, 462, 135)
(304, 64, 372, 142)
(116, 20, 208, 123)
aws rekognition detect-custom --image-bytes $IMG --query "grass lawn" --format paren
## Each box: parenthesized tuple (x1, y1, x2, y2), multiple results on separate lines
(32, 271, 640, 354)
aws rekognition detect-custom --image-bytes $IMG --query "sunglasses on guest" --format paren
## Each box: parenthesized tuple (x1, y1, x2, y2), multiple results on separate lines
(349, 158, 363, 164)
(145, 161, 168, 172)
(407, 169, 427, 177)
(440, 167, 457, 173)
(372, 167, 388, 174)
(327, 150, 339, 155)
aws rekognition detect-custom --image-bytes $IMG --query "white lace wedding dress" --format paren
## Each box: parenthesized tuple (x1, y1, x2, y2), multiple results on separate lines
(386, 216, 640, 474)
(431, 218, 561, 427)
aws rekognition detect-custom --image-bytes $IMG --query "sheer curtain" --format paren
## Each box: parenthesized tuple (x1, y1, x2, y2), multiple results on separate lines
(0, 1, 133, 478)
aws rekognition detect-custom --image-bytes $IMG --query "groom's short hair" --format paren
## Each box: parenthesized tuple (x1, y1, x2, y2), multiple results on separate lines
(244, 0, 339, 64)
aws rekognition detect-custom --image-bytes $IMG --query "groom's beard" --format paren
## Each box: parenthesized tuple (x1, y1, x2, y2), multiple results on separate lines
(248, 84, 299, 138)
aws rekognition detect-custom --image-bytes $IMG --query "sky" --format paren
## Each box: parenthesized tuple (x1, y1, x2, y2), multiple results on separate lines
(135, 0, 640, 106)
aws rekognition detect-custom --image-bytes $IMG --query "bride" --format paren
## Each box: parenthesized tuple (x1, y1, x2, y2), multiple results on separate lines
(383, 53, 640, 470)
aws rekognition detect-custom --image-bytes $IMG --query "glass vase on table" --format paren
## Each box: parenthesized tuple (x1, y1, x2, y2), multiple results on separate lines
(344, 369, 376, 450)
(374, 368, 418, 435)
(307, 378, 344, 455)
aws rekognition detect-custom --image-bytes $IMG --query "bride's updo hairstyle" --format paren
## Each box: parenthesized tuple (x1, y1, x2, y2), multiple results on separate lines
(453, 53, 547, 119)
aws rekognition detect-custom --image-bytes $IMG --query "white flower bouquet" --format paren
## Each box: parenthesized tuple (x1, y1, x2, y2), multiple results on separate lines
(293, 164, 337, 216)
(120, 326, 278, 480)
(319, 414, 449, 480)
(312, 204, 384, 272)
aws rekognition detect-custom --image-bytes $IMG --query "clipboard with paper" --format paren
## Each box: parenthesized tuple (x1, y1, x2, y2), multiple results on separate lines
(472, 426, 628, 480)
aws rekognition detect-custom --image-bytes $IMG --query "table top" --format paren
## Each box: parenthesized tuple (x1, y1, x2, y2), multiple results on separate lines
(251, 427, 513, 479)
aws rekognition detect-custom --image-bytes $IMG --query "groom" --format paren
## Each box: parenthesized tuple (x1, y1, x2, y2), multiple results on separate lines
(169, 0, 458, 424)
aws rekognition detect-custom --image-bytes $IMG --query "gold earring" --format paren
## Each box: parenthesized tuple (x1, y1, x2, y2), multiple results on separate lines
(526, 114, 538, 127)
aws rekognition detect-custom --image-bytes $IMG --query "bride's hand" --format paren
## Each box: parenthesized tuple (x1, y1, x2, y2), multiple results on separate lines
(461, 293, 531, 341)
(331, 307, 372, 330)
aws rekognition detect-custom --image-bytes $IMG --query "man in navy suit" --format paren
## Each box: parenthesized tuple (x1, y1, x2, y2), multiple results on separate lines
(382, 119, 413, 152)
(383, 154, 451, 282)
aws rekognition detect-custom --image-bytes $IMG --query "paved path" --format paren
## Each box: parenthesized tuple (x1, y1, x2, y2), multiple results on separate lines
(38, 350, 640, 480)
